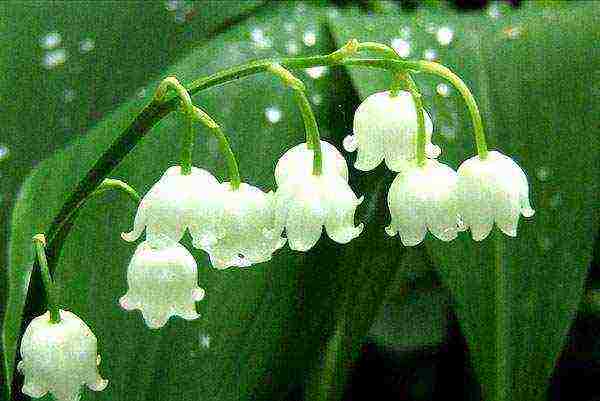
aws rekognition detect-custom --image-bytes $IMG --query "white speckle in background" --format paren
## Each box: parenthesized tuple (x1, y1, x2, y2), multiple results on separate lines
(200, 334, 211, 349)
(399, 26, 411, 40)
(42, 48, 67, 69)
(285, 40, 300, 55)
(250, 27, 272, 49)
(295, 2, 307, 14)
(0, 145, 9, 161)
(283, 22, 295, 33)
(311, 93, 323, 106)
(390, 38, 411, 58)
(40, 31, 61, 49)
(436, 26, 454, 46)
(327, 7, 340, 19)
(305, 66, 328, 79)
(343, 134, 358, 152)
(302, 30, 317, 47)
(425, 22, 437, 34)
(265, 106, 282, 124)
(137, 87, 148, 99)
(63, 88, 76, 103)
(165, 0, 180, 11)
(487, 2, 502, 19)
(436, 83, 450, 97)
(423, 48, 438, 61)
(79, 38, 95, 53)
(536, 166, 551, 182)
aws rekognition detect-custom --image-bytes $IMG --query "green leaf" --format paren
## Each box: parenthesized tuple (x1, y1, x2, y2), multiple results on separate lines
(329, 3, 599, 400)
(2, 4, 376, 401)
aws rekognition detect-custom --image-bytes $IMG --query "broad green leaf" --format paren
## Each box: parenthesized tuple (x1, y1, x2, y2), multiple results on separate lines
(2, 4, 380, 401)
(329, 3, 599, 401)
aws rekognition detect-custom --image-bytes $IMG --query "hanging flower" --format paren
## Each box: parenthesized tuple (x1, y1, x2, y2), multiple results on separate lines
(345, 90, 441, 172)
(121, 165, 222, 246)
(457, 150, 535, 241)
(274, 171, 364, 252)
(194, 182, 286, 269)
(386, 159, 460, 246)
(120, 239, 205, 329)
(274, 140, 349, 185)
(18, 309, 108, 401)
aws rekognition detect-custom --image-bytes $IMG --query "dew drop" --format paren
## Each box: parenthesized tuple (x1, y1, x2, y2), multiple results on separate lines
(63, 88, 76, 103)
(423, 48, 438, 61)
(436, 26, 454, 46)
(0, 145, 10, 161)
(42, 48, 67, 69)
(40, 31, 61, 49)
(436, 83, 450, 97)
(343, 134, 358, 152)
(285, 40, 299, 55)
(250, 27, 272, 49)
(200, 333, 211, 349)
(311, 93, 323, 105)
(303, 30, 317, 47)
(79, 38, 95, 53)
(536, 166, 551, 182)
(390, 38, 411, 58)
(305, 66, 327, 79)
(487, 3, 502, 19)
(265, 106, 282, 124)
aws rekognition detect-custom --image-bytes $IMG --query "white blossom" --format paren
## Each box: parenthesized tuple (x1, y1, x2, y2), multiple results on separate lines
(347, 90, 441, 172)
(121, 166, 222, 247)
(195, 182, 286, 269)
(457, 150, 535, 241)
(386, 159, 460, 246)
(120, 240, 205, 329)
(274, 172, 364, 252)
(18, 310, 108, 401)
(274, 140, 348, 185)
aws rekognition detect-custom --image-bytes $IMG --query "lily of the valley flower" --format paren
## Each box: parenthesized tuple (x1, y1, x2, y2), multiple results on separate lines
(457, 150, 535, 241)
(274, 161, 364, 251)
(195, 182, 286, 269)
(346, 90, 441, 172)
(122, 165, 222, 247)
(386, 159, 460, 246)
(18, 310, 108, 401)
(120, 239, 205, 329)
(274, 140, 349, 185)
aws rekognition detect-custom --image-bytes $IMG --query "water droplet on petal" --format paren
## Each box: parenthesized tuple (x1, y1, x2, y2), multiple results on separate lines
(265, 107, 282, 124)
(390, 38, 411, 58)
(436, 26, 454, 46)
(423, 48, 437, 61)
(536, 166, 551, 181)
(79, 38, 95, 53)
(42, 48, 67, 69)
(40, 31, 61, 49)
(303, 30, 317, 47)
(343, 134, 358, 152)
(305, 66, 327, 79)
(436, 83, 450, 97)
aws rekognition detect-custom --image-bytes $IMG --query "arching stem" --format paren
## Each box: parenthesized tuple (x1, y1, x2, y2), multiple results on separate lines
(33, 234, 60, 324)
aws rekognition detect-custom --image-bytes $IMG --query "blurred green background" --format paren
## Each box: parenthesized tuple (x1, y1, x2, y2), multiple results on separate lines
(1, 1, 598, 401)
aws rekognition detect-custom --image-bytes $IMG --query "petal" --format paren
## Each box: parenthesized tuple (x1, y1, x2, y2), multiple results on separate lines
(353, 92, 390, 171)
(22, 380, 48, 398)
(422, 161, 459, 242)
(121, 200, 147, 242)
(387, 168, 428, 246)
(323, 178, 364, 244)
(87, 374, 108, 392)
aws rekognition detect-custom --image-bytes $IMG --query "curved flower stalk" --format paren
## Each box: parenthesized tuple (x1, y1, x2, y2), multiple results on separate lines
(18, 310, 108, 401)
(274, 169, 364, 252)
(346, 90, 441, 172)
(194, 182, 286, 269)
(120, 239, 205, 329)
(386, 159, 460, 246)
(274, 140, 349, 185)
(121, 165, 222, 246)
(457, 150, 535, 241)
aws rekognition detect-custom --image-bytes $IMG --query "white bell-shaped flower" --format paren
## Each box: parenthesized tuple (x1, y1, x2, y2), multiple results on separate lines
(457, 150, 535, 241)
(274, 140, 349, 185)
(274, 172, 364, 252)
(122, 166, 222, 247)
(120, 239, 205, 329)
(386, 159, 460, 246)
(18, 309, 108, 401)
(346, 90, 441, 172)
(195, 182, 286, 269)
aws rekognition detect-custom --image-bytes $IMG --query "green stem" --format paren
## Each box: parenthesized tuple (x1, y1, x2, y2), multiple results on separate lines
(396, 72, 427, 167)
(191, 106, 241, 189)
(33, 234, 60, 323)
(494, 229, 508, 401)
(154, 77, 195, 174)
(267, 63, 322, 175)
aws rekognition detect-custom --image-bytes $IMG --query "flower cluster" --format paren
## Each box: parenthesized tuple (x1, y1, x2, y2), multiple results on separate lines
(349, 90, 534, 246)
